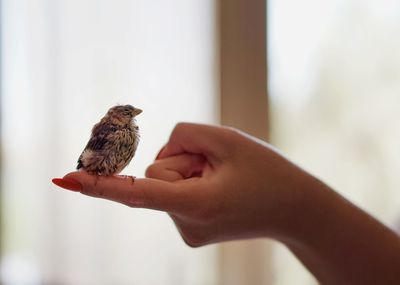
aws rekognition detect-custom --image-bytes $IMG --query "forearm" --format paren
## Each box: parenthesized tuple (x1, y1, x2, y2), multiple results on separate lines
(282, 177, 400, 285)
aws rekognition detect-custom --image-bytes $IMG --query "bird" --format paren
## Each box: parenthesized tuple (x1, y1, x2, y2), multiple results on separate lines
(77, 104, 142, 176)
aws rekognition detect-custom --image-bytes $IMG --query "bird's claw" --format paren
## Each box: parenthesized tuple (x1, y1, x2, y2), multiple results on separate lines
(119, 175, 136, 186)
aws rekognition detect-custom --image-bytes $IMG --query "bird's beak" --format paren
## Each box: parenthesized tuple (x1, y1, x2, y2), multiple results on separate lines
(132, 108, 142, 116)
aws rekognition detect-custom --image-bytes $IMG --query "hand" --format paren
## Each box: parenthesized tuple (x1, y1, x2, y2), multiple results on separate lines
(53, 122, 400, 284)
(145, 123, 320, 246)
(55, 123, 316, 246)
(146, 123, 400, 284)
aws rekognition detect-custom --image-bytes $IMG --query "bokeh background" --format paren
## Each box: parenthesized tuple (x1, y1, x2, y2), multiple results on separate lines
(1, 0, 400, 284)
(269, 0, 400, 283)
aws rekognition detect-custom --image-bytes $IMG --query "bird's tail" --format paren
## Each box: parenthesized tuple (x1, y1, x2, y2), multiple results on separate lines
(77, 158, 83, 170)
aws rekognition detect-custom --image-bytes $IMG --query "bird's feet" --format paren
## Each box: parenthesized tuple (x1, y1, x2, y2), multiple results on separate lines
(119, 175, 136, 186)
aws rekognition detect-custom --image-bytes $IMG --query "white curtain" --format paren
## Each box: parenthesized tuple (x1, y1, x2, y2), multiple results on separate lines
(1, 0, 219, 284)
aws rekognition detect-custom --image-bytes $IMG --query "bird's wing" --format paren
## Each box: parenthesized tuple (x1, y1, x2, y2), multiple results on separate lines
(77, 123, 119, 169)
(84, 135, 109, 151)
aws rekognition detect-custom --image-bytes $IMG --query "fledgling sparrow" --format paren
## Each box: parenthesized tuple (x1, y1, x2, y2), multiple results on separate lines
(77, 104, 142, 176)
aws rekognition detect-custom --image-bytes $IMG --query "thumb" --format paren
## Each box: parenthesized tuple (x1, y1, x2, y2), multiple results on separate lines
(53, 171, 182, 212)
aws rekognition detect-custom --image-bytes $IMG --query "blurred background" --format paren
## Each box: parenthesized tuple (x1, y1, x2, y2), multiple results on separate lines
(1, 0, 400, 284)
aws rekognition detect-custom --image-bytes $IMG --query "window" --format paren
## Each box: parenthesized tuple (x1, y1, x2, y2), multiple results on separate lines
(269, 0, 400, 283)
(1, 1, 218, 284)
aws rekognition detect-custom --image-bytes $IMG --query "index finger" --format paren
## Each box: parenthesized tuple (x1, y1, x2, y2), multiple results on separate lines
(54, 171, 183, 212)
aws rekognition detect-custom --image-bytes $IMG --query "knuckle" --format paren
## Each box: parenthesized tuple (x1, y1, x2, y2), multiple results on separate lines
(172, 122, 191, 137)
(145, 163, 161, 178)
(175, 122, 191, 130)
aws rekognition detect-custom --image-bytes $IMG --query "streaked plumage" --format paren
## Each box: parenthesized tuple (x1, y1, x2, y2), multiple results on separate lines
(77, 104, 142, 176)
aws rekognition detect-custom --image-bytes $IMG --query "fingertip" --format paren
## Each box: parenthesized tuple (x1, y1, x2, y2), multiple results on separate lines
(52, 177, 82, 192)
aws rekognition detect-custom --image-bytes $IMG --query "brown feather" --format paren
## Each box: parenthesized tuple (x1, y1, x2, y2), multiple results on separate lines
(77, 105, 141, 176)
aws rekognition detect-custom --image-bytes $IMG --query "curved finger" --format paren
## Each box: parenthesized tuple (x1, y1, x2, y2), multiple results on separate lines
(146, 154, 205, 182)
(158, 123, 235, 165)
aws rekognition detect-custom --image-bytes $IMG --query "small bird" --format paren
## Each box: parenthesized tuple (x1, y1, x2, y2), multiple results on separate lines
(77, 104, 142, 176)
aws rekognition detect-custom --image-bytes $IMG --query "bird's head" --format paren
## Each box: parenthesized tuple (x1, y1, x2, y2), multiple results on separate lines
(107, 104, 142, 124)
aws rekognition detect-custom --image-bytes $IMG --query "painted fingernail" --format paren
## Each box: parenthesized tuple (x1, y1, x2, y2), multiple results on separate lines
(52, 178, 82, 192)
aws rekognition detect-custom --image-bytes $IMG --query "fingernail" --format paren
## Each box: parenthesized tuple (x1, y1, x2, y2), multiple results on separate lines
(52, 178, 82, 192)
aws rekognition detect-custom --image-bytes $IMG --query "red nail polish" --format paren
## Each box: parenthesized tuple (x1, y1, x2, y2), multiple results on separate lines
(52, 178, 82, 192)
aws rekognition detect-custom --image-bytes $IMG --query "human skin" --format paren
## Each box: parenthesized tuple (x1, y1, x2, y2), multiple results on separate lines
(56, 122, 400, 285)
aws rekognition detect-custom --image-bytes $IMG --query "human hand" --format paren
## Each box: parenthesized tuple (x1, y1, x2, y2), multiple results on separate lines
(53, 123, 316, 246)
(144, 123, 320, 246)
(53, 122, 400, 284)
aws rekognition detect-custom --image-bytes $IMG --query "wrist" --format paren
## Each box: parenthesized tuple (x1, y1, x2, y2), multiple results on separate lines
(271, 173, 336, 246)
(276, 175, 400, 284)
